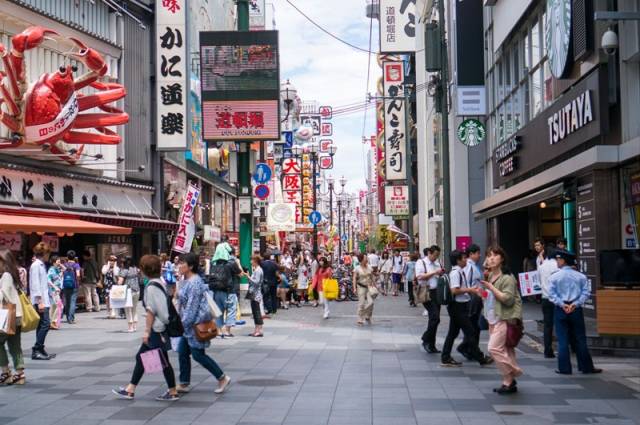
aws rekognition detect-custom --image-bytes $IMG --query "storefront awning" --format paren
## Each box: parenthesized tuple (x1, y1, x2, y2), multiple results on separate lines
(82, 215, 178, 232)
(0, 213, 131, 235)
(473, 183, 565, 221)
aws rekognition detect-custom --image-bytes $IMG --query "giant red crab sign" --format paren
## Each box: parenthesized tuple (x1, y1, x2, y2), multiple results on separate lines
(0, 26, 129, 163)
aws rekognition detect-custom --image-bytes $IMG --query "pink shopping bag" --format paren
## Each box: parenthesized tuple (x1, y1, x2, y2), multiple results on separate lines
(140, 348, 166, 374)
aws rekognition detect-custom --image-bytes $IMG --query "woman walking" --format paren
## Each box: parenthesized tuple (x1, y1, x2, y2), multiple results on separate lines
(294, 255, 309, 306)
(379, 252, 392, 295)
(102, 255, 120, 319)
(244, 255, 264, 337)
(0, 250, 25, 385)
(112, 255, 179, 401)
(353, 254, 375, 325)
(313, 257, 334, 319)
(47, 256, 64, 330)
(176, 253, 231, 395)
(481, 246, 523, 394)
(119, 257, 141, 332)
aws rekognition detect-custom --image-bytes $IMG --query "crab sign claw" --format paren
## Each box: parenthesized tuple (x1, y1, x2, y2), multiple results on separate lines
(10, 27, 59, 86)
(68, 37, 108, 90)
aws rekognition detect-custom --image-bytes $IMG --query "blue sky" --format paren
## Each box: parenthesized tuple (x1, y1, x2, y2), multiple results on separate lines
(275, 0, 379, 193)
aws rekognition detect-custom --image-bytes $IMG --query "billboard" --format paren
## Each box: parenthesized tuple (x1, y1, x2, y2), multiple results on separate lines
(249, 0, 266, 31)
(382, 61, 407, 181)
(199, 31, 280, 141)
(385, 185, 409, 218)
(380, 0, 417, 53)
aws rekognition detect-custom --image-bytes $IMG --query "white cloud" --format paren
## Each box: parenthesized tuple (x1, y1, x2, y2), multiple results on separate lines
(275, 0, 379, 193)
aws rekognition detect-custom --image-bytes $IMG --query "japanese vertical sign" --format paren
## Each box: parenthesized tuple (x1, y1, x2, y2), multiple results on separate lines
(380, 0, 417, 53)
(383, 62, 406, 181)
(282, 158, 302, 224)
(156, 0, 188, 151)
(249, 0, 266, 31)
(384, 185, 409, 218)
(173, 184, 200, 253)
(199, 31, 280, 141)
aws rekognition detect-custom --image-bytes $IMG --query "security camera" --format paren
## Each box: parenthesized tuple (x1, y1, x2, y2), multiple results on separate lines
(601, 28, 618, 56)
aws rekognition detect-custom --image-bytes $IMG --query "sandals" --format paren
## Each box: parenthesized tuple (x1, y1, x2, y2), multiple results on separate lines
(0, 372, 11, 385)
(1, 371, 25, 385)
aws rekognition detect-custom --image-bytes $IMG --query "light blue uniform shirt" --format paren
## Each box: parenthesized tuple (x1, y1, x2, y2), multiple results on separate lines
(547, 266, 591, 308)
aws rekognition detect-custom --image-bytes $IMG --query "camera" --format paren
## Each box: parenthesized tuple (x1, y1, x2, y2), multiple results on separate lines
(601, 28, 619, 56)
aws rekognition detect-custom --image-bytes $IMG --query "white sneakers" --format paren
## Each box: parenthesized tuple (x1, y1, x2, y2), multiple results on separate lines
(214, 375, 231, 394)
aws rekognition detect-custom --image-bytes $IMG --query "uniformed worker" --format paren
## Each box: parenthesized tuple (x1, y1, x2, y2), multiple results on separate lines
(547, 250, 602, 375)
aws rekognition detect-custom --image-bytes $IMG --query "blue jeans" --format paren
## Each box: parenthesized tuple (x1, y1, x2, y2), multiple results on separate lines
(211, 290, 228, 329)
(554, 306, 595, 374)
(62, 288, 77, 322)
(177, 337, 224, 385)
(33, 306, 50, 352)
(225, 294, 238, 327)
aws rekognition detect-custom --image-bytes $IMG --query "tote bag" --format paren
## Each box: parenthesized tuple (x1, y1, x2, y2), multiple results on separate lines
(0, 302, 16, 335)
(140, 348, 167, 374)
(19, 291, 39, 333)
(323, 279, 339, 300)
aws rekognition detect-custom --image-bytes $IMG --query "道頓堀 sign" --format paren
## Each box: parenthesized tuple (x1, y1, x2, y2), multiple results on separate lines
(380, 0, 417, 53)
(156, 0, 187, 151)
(173, 184, 200, 253)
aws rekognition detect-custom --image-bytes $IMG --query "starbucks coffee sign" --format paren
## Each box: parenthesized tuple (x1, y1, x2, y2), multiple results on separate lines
(457, 119, 486, 147)
(546, 0, 572, 79)
(547, 90, 593, 145)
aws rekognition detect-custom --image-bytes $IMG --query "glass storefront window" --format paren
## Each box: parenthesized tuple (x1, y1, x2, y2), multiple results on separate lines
(531, 21, 541, 66)
(532, 67, 543, 117)
(524, 33, 530, 69)
(505, 53, 511, 90)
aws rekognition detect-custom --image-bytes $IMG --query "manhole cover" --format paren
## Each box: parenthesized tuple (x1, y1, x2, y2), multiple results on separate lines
(237, 379, 293, 387)
(497, 411, 523, 416)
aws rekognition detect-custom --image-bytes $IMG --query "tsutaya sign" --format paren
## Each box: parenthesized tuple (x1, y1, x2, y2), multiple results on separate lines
(547, 90, 593, 145)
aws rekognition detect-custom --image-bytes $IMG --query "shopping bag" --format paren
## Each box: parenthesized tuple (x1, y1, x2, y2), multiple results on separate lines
(140, 348, 166, 374)
(205, 292, 223, 318)
(170, 337, 182, 352)
(307, 284, 315, 301)
(18, 291, 39, 333)
(323, 279, 339, 301)
(110, 288, 131, 309)
(416, 285, 430, 304)
(368, 285, 379, 300)
(0, 302, 15, 335)
(110, 285, 127, 301)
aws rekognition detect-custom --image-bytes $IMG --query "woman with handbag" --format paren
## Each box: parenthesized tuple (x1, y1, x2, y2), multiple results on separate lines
(46, 256, 64, 330)
(313, 257, 334, 320)
(352, 253, 376, 326)
(112, 255, 179, 401)
(0, 249, 25, 385)
(119, 257, 141, 333)
(102, 255, 120, 319)
(480, 245, 523, 395)
(244, 255, 264, 337)
(175, 253, 231, 395)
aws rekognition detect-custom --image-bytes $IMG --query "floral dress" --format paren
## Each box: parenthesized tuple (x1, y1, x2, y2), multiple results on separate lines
(178, 274, 213, 349)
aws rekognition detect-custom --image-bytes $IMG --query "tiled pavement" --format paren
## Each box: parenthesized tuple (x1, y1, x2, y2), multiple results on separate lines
(1, 296, 639, 425)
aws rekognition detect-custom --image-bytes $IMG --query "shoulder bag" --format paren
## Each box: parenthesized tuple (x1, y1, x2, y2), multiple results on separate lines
(194, 319, 218, 342)
(18, 291, 39, 333)
(505, 318, 524, 348)
(415, 260, 431, 304)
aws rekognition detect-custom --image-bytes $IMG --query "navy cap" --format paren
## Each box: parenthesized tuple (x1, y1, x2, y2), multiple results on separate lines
(555, 249, 576, 264)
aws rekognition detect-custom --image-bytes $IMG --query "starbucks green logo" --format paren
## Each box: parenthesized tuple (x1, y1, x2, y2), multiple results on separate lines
(546, 0, 572, 79)
(457, 119, 485, 147)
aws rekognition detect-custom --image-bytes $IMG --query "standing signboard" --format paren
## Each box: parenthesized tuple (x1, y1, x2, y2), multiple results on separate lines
(156, 0, 188, 150)
(518, 271, 543, 296)
(380, 0, 417, 53)
(199, 31, 280, 141)
(576, 175, 596, 307)
(173, 184, 200, 253)
(382, 61, 407, 181)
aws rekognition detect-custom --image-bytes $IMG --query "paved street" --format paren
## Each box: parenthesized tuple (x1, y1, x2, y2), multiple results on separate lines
(1, 297, 639, 425)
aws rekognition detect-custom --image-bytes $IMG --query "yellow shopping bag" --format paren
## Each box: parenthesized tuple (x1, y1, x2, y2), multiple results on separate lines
(323, 278, 339, 301)
(307, 284, 315, 300)
(19, 291, 40, 333)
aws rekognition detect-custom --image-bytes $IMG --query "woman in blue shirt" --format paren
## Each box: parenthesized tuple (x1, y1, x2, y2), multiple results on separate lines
(404, 252, 418, 307)
(175, 253, 231, 395)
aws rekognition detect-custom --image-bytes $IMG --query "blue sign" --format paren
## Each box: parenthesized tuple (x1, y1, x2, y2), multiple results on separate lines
(341, 233, 348, 242)
(254, 184, 270, 200)
(253, 163, 272, 184)
(308, 211, 322, 225)
(283, 131, 294, 149)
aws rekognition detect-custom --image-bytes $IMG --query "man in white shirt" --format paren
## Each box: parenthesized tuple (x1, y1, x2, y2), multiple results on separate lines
(441, 250, 489, 367)
(416, 245, 445, 353)
(367, 250, 380, 273)
(29, 242, 56, 360)
(391, 249, 404, 296)
(538, 244, 560, 358)
(458, 245, 485, 360)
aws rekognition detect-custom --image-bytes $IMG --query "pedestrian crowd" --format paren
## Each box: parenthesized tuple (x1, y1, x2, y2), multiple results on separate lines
(0, 236, 602, 400)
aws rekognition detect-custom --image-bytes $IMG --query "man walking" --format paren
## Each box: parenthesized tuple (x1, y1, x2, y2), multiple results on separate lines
(441, 250, 490, 367)
(457, 245, 485, 360)
(62, 251, 81, 324)
(260, 255, 279, 315)
(538, 244, 559, 358)
(391, 249, 404, 296)
(29, 242, 56, 360)
(548, 250, 602, 375)
(81, 250, 100, 312)
(416, 245, 444, 353)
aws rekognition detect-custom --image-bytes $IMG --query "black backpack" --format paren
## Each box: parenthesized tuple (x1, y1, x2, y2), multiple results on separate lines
(436, 274, 453, 306)
(148, 281, 183, 338)
(208, 262, 232, 292)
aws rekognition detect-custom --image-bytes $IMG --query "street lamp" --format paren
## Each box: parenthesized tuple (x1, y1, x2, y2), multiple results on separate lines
(280, 79, 297, 123)
(308, 141, 320, 256)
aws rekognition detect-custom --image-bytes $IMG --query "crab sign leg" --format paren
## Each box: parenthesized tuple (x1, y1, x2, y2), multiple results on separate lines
(0, 71, 19, 116)
(77, 86, 126, 112)
(49, 142, 84, 164)
(72, 112, 129, 129)
(0, 45, 20, 102)
(62, 127, 121, 145)
(0, 135, 23, 150)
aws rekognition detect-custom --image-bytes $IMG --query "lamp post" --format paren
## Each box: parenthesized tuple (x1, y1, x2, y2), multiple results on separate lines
(280, 79, 297, 124)
(321, 172, 345, 228)
(309, 141, 319, 256)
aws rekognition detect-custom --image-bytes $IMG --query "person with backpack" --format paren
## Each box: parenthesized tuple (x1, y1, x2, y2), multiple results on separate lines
(112, 255, 179, 401)
(46, 255, 64, 330)
(101, 255, 120, 319)
(176, 253, 231, 395)
(160, 253, 176, 295)
(207, 254, 233, 333)
(119, 257, 142, 333)
(458, 245, 486, 361)
(81, 250, 100, 313)
(441, 250, 491, 367)
(62, 250, 81, 325)
(416, 246, 445, 353)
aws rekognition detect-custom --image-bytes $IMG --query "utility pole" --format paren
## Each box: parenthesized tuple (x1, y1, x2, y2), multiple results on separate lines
(438, 0, 452, 266)
(404, 82, 415, 253)
(237, 0, 251, 269)
(312, 152, 318, 255)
